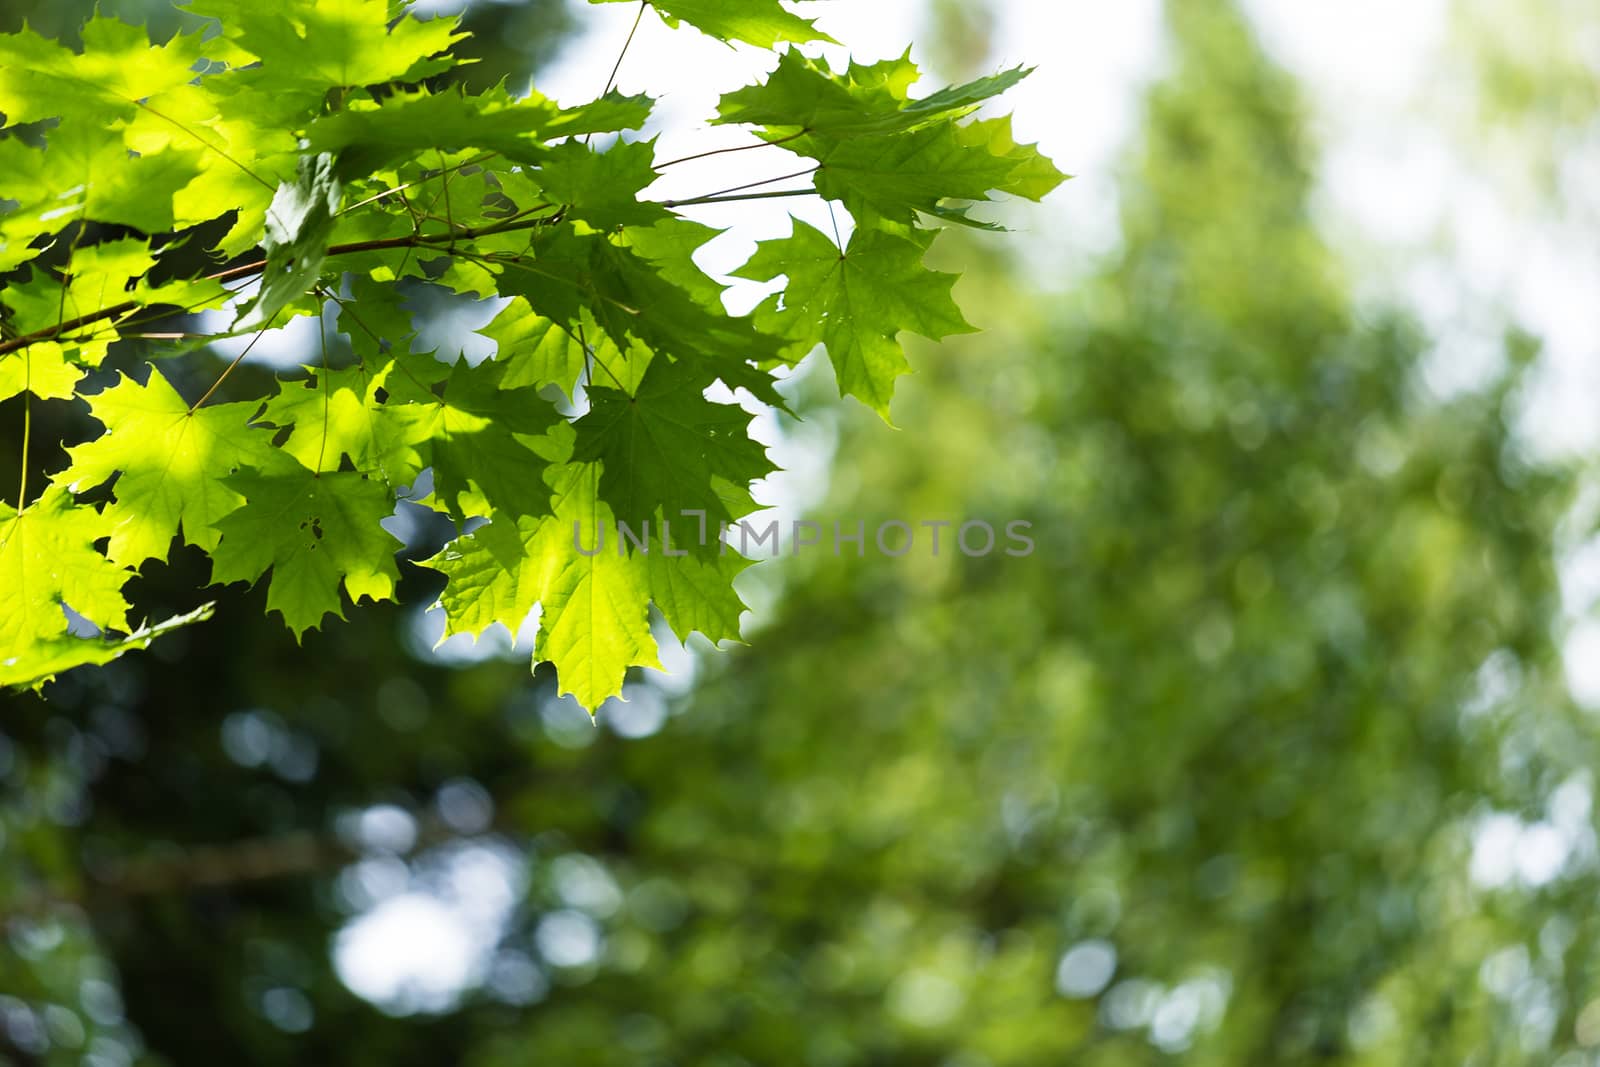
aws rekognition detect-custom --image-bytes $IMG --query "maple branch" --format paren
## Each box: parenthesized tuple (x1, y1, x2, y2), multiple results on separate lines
(0, 213, 567, 358)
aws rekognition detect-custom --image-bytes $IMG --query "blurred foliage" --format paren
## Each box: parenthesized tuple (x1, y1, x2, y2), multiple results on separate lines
(2, 0, 1599, 1065)
(1439, 0, 1600, 220)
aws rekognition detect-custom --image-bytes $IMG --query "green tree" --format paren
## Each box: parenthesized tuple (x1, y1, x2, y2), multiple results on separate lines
(431, 4, 1595, 1062)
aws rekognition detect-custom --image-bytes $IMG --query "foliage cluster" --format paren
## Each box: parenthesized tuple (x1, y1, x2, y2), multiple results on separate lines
(0, 0, 1061, 708)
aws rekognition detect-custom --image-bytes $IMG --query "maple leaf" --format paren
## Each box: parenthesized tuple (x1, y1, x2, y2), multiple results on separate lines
(480, 299, 589, 399)
(428, 460, 663, 711)
(497, 226, 787, 405)
(0, 124, 202, 268)
(183, 0, 466, 93)
(261, 360, 427, 488)
(573, 357, 774, 528)
(0, 604, 216, 690)
(735, 220, 975, 416)
(392, 356, 566, 521)
(717, 50, 1027, 138)
(209, 468, 402, 639)
(58, 365, 283, 567)
(0, 16, 218, 125)
(237, 152, 342, 331)
(537, 138, 670, 231)
(646, 546, 751, 646)
(427, 442, 757, 710)
(0, 486, 132, 675)
(717, 50, 1064, 227)
(306, 87, 653, 175)
(2, 241, 156, 337)
(813, 121, 1044, 227)
(592, 0, 836, 48)
(614, 218, 729, 311)
(0, 343, 90, 404)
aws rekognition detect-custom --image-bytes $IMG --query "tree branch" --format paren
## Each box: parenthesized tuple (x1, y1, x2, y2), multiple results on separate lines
(0, 212, 566, 358)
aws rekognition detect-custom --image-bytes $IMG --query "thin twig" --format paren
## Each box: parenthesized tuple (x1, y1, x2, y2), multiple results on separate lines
(655, 128, 808, 169)
(661, 165, 818, 208)
(663, 187, 818, 208)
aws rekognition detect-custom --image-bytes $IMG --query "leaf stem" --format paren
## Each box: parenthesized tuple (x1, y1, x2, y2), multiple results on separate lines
(316, 297, 331, 473)
(655, 129, 808, 169)
(318, 285, 434, 395)
(661, 166, 818, 208)
(338, 153, 499, 216)
(136, 101, 275, 190)
(663, 187, 819, 208)
(16, 393, 30, 513)
(190, 327, 270, 411)
(601, 2, 648, 101)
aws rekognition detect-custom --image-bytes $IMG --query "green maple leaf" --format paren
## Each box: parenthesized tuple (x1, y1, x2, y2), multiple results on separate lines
(428, 460, 662, 711)
(481, 298, 589, 398)
(573, 356, 774, 528)
(614, 218, 729, 311)
(954, 114, 1071, 202)
(646, 545, 751, 646)
(58, 365, 283, 567)
(0, 124, 202, 267)
(0, 343, 89, 404)
(306, 87, 652, 174)
(121, 80, 299, 257)
(735, 219, 975, 416)
(537, 138, 670, 230)
(210, 468, 401, 638)
(0, 603, 216, 691)
(261, 360, 427, 488)
(0, 16, 218, 125)
(427, 437, 756, 711)
(593, 0, 836, 48)
(717, 49, 1026, 138)
(497, 226, 787, 405)
(387, 356, 566, 521)
(422, 378, 561, 521)
(183, 0, 465, 93)
(267, 350, 563, 518)
(716, 51, 1063, 226)
(814, 119, 1062, 227)
(237, 152, 342, 331)
(1, 241, 156, 336)
(0, 485, 130, 657)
